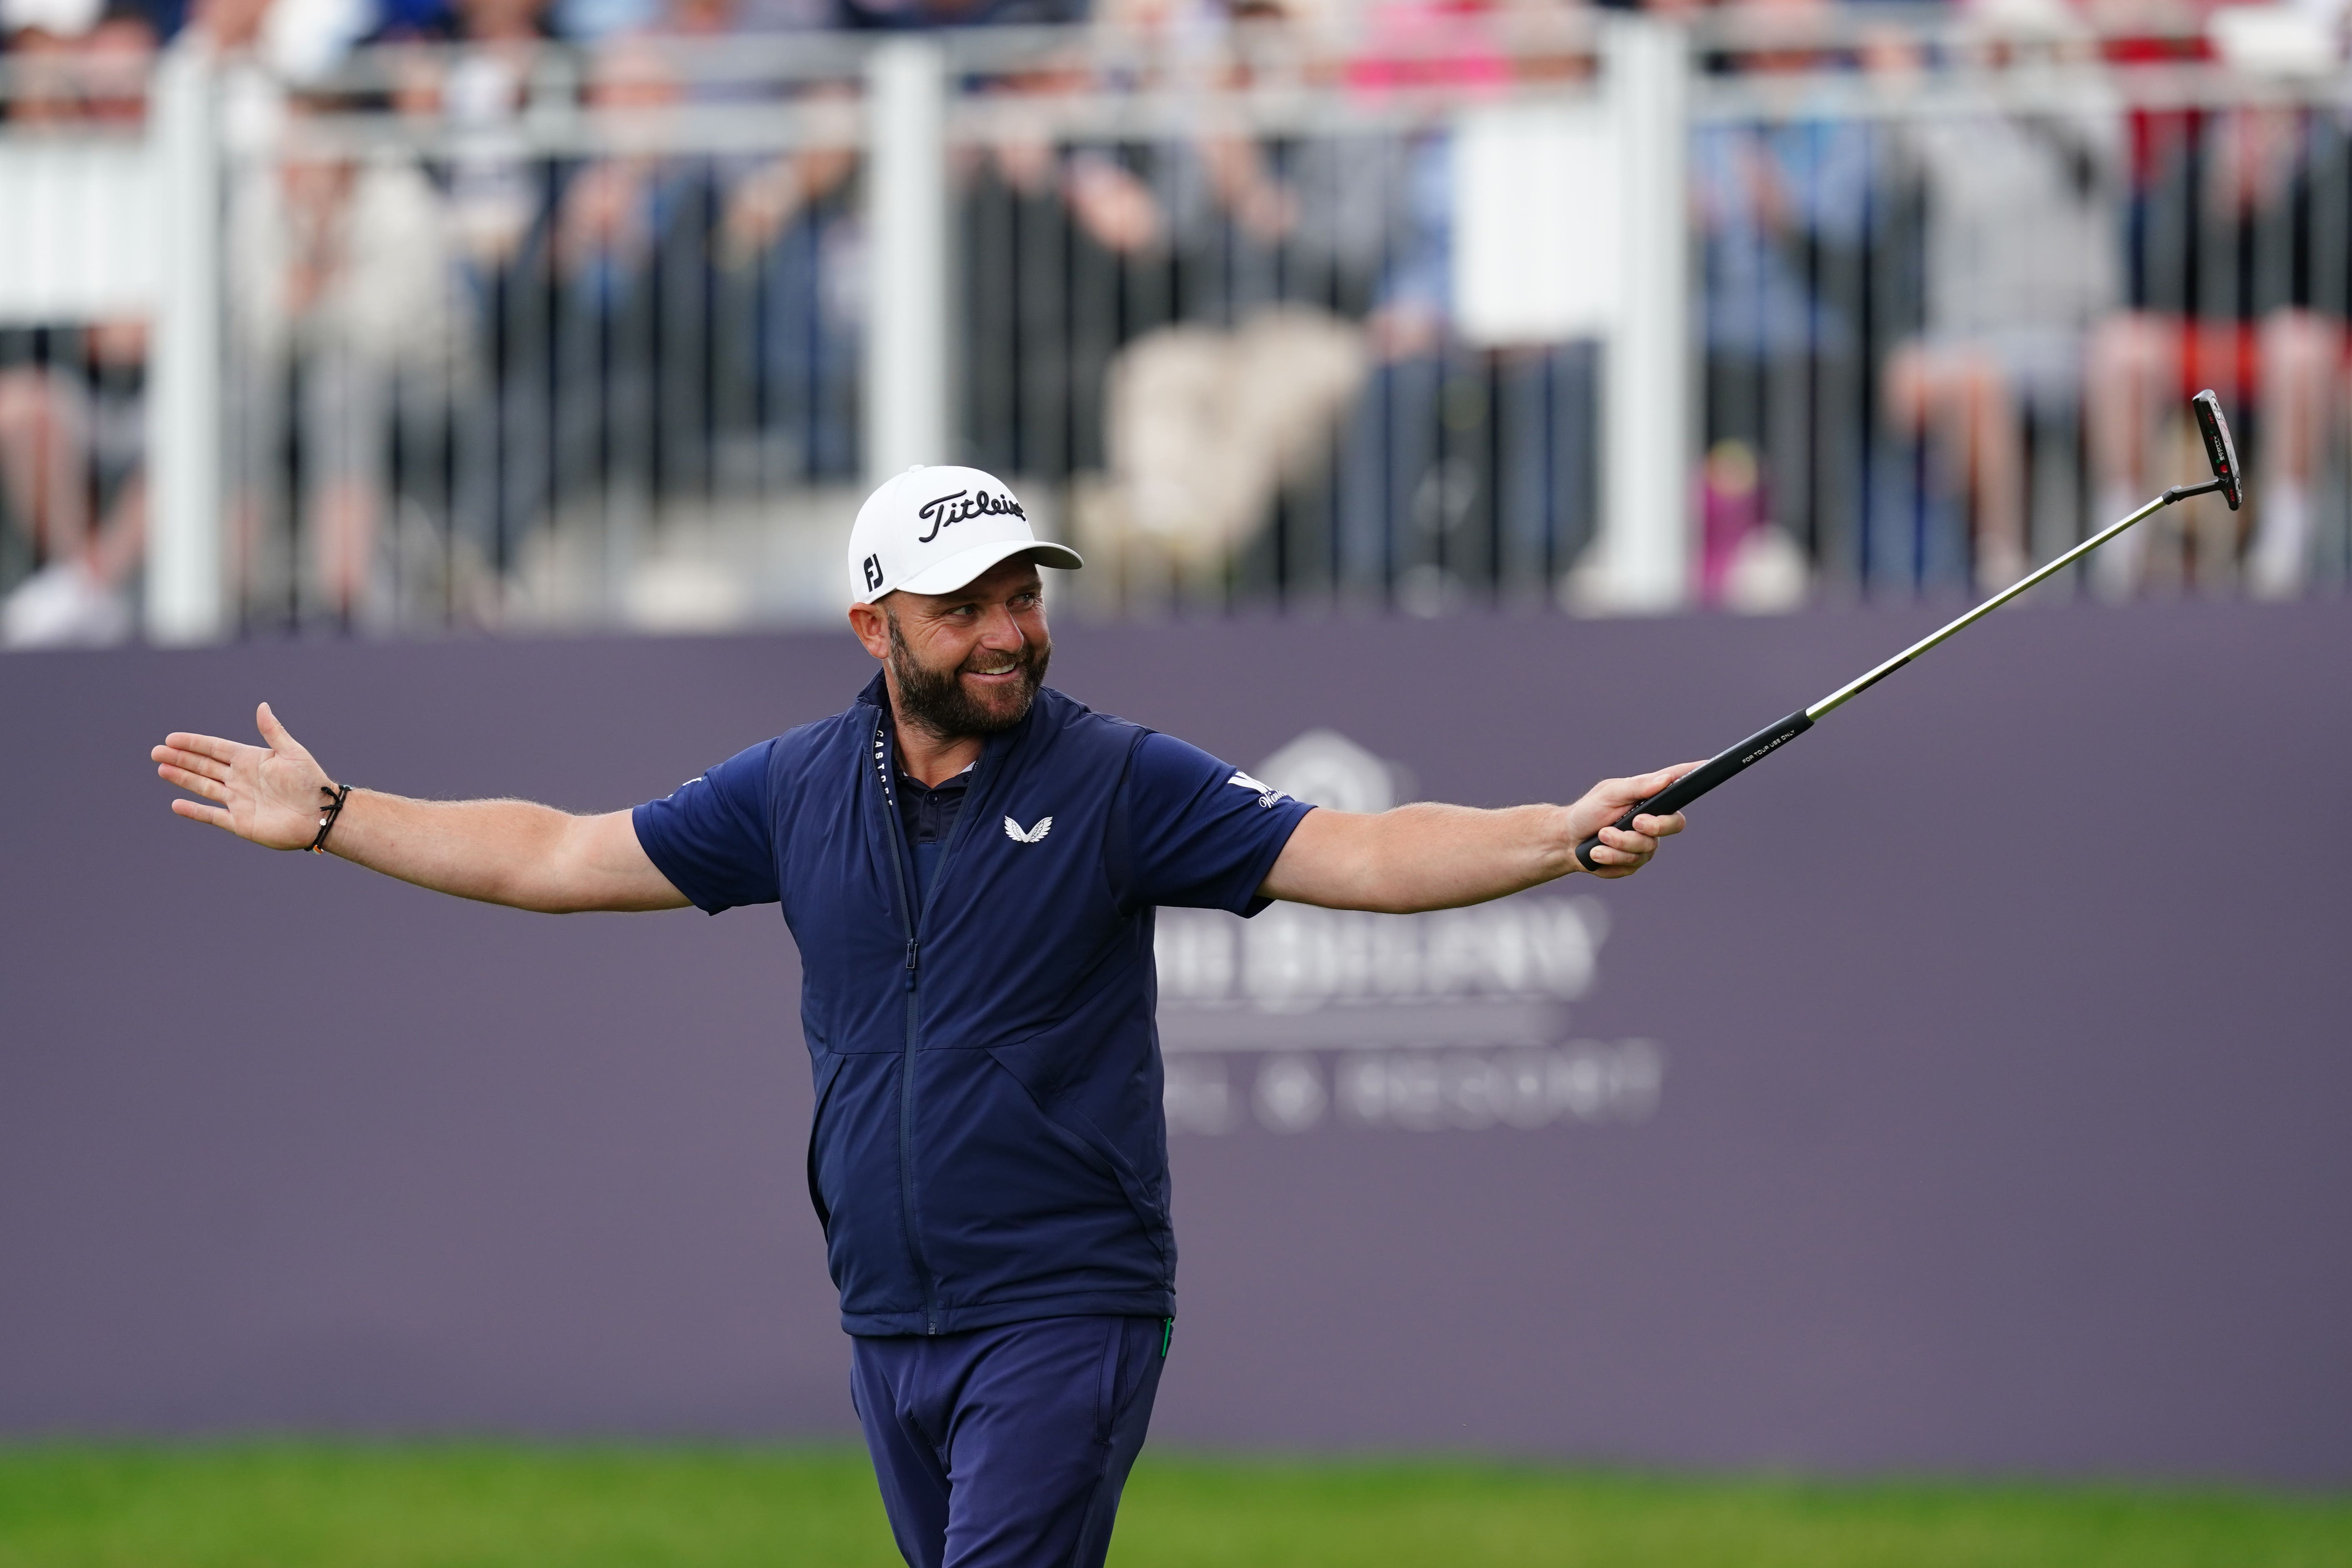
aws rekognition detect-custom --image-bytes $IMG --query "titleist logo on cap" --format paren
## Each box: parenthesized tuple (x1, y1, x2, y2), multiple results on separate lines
(917, 489, 1027, 544)
(846, 463, 1080, 603)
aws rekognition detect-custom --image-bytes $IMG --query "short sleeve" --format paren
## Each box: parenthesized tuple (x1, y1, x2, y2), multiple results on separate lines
(1119, 732, 1315, 917)
(631, 741, 781, 914)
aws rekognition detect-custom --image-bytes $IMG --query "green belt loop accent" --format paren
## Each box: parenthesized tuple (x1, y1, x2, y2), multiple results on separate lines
(1161, 1317, 1173, 1358)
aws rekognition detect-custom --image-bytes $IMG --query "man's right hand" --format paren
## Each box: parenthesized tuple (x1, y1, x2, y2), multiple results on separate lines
(150, 702, 688, 912)
(153, 702, 337, 850)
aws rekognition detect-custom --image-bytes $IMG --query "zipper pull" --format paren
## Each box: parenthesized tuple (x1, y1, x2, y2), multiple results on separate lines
(905, 937, 919, 989)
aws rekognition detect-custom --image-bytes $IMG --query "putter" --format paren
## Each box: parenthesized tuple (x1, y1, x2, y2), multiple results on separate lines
(1574, 390, 2243, 872)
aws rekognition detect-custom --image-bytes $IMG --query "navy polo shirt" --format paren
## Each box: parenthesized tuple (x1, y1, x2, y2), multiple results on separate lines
(896, 763, 972, 903)
(639, 729, 1309, 920)
(628, 680, 1317, 1335)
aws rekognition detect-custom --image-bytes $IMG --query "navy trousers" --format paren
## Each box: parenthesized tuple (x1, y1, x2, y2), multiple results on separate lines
(850, 1315, 1168, 1568)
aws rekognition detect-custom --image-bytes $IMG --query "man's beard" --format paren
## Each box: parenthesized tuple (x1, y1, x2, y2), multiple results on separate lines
(886, 613, 1051, 740)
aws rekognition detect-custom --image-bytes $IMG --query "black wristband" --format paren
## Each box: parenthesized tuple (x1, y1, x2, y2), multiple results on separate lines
(307, 784, 353, 854)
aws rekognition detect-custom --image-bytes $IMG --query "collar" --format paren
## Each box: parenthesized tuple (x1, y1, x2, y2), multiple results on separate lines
(899, 760, 977, 795)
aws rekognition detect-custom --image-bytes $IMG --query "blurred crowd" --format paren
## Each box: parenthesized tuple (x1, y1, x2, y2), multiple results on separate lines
(2, 0, 2349, 638)
(1689, 0, 2351, 608)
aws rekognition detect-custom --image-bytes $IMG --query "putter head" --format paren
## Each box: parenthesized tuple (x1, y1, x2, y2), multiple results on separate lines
(2192, 389, 2242, 511)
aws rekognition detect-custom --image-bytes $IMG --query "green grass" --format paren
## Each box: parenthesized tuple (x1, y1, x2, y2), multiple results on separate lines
(0, 1444, 2346, 1568)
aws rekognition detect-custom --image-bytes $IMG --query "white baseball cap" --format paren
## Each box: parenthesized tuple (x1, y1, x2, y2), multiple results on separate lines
(846, 466, 1083, 606)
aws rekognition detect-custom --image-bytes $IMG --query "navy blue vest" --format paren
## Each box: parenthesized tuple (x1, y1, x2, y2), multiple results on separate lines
(777, 676, 1171, 1334)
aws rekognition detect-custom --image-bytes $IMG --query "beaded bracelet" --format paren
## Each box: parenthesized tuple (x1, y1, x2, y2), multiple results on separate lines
(307, 783, 353, 854)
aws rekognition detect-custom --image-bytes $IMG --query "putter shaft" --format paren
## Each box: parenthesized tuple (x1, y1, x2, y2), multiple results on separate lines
(1804, 486, 2186, 722)
(1571, 473, 2230, 872)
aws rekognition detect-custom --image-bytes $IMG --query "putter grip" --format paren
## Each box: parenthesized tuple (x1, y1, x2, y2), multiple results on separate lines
(1573, 710, 1814, 872)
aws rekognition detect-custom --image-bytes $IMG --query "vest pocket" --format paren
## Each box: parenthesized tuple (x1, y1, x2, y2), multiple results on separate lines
(813, 1051, 929, 1317)
(981, 1046, 1174, 1266)
(804, 1051, 848, 1238)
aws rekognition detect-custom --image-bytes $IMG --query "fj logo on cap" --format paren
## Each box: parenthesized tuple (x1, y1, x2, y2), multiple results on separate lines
(862, 553, 883, 593)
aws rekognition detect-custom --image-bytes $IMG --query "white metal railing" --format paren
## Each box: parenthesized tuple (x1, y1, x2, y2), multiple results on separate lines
(148, 42, 224, 644)
(866, 37, 952, 488)
(1, 11, 2347, 643)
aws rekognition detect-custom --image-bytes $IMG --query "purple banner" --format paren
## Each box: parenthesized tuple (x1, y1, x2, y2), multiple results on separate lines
(2, 601, 2347, 1482)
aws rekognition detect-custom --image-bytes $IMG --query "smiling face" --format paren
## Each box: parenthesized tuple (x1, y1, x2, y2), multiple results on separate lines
(849, 555, 1053, 742)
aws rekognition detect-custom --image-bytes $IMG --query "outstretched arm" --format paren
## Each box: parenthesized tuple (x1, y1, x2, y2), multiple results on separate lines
(1257, 763, 1697, 914)
(152, 703, 690, 914)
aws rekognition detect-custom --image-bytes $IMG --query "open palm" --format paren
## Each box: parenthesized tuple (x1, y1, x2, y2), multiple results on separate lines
(152, 703, 337, 850)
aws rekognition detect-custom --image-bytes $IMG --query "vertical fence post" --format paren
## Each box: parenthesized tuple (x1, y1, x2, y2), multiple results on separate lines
(864, 37, 951, 485)
(145, 37, 225, 645)
(1598, 16, 1691, 613)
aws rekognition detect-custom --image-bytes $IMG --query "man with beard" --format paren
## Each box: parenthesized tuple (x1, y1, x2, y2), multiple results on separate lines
(150, 464, 1692, 1568)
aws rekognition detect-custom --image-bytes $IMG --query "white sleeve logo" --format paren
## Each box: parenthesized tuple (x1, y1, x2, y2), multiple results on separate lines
(1226, 770, 1290, 808)
(1004, 815, 1054, 844)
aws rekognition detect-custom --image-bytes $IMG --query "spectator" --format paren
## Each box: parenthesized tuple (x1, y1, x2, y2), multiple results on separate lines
(2087, 61, 2345, 598)
(2, 0, 104, 124)
(1060, 0, 1453, 602)
(255, 0, 377, 78)
(0, 319, 148, 645)
(1691, 0, 1881, 597)
(715, 86, 863, 484)
(1880, 0, 2121, 591)
(547, 32, 726, 510)
(444, 0, 546, 270)
(958, 43, 1170, 489)
(702, 0, 861, 483)
(225, 94, 468, 624)
(79, 1, 156, 104)
(1100, 305, 1368, 582)
(831, 0, 1080, 32)
(0, 4, 156, 647)
(425, 0, 560, 584)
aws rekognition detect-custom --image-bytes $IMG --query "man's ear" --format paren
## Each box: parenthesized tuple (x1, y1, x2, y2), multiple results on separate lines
(848, 601, 892, 661)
